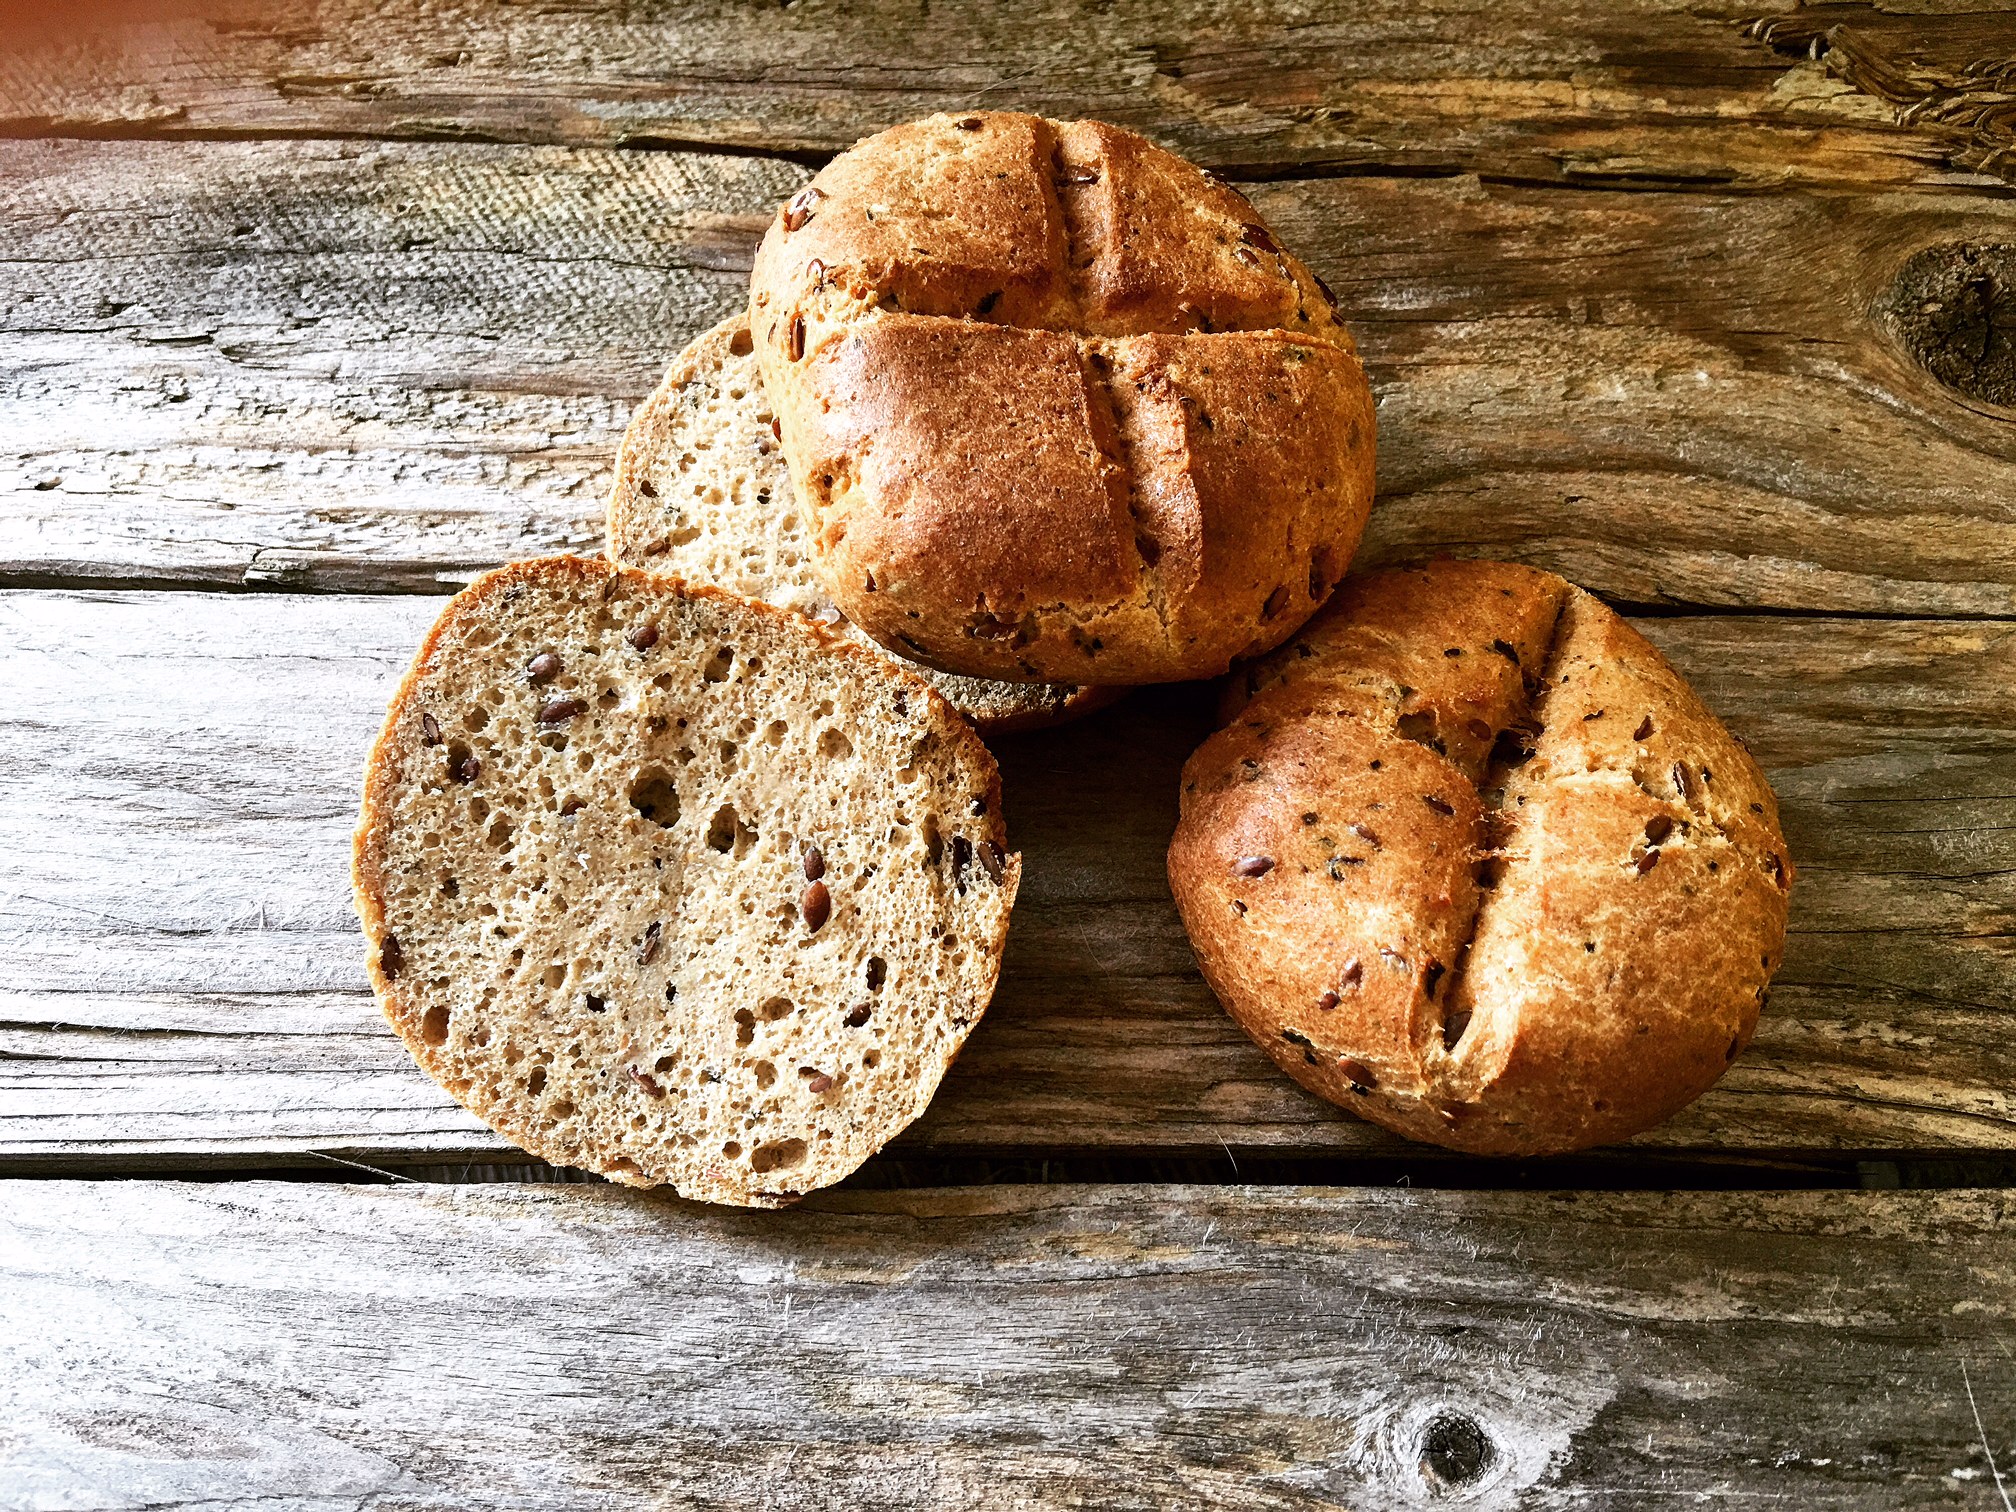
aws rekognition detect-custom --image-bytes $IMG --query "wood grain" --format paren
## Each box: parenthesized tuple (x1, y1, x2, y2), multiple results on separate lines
(0, 139, 794, 592)
(7, 139, 2016, 612)
(1, 0, 2002, 194)
(1754, 3, 2016, 183)
(5, 1178, 2014, 1508)
(3, 588, 2010, 1170)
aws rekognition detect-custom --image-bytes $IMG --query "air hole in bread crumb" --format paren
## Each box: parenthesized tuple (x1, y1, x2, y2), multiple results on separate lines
(734, 1009, 756, 1047)
(863, 1049, 882, 1069)
(703, 646, 734, 682)
(753, 1060, 776, 1089)
(750, 1138, 807, 1174)
(866, 956, 887, 991)
(486, 817, 513, 850)
(710, 803, 759, 856)
(419, 1004, 450, 1045)
(544, 964, 566, 989)
(1396, 711, 1444, 755)
(722, 1141, 743, 1159)
(760, 996, 795, 1022)
(627, 768, 680, 827)
(527, 1066, 547, 1096)
(463, 705, 490, 732)
(763, 720, 788, 746)
(818, 727, 852, 759)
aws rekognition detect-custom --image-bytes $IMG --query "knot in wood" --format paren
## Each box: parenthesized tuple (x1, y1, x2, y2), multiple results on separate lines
(1418, 1409, 1497, 1491)
(1883, 241, 2016, 407)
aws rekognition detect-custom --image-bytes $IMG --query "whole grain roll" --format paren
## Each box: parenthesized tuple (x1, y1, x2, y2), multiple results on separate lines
(1169, 560, 1794, 1156)
(354, 556, 1020, 1205)
(608, 313, 1122, 734)
(750, 111, 1377, 686)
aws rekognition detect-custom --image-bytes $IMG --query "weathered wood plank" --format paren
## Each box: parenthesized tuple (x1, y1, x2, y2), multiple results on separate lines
(5, 1179, 2014, 1507)
(1, 0, 2003, 193)
(3, 588, 2010, 1168)
(6, 139, 2016, 612)
(0, 139, 795, 592)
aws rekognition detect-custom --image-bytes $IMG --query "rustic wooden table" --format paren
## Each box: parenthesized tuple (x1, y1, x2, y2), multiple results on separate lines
(6, 2, 2016, 1505)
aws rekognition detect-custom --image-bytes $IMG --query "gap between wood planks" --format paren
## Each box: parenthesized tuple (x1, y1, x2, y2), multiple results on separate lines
(11, 121, 2000, 201)
(8, 561, 2013, 622)
(9, 1146, 2016, 1192)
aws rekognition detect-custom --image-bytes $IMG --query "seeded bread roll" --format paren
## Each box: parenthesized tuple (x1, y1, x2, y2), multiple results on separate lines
(750, 110, 1377, 686)
(353, 556, 1020, 1206)
(608, 313, 1121, 734)
(1170, 560, 1794, 1156)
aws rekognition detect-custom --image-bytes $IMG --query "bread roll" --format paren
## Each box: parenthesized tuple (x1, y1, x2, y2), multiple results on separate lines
(608, 312, 1122, 733)
(1169, 560, 1794, 1155)
(750, 111, 1376, 686)
(354, 556, 1019, 1204)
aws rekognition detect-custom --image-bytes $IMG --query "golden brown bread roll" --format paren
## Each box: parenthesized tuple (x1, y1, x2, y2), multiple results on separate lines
(750, 111, 1377, 686)
(1169, 560, 1795, 1155)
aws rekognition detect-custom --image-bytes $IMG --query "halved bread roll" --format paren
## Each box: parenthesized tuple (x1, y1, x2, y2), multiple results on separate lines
(355, 556, 1019, 1204)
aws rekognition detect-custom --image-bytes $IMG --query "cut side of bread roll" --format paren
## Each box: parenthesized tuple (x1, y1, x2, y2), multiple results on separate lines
(1171, 560, 1794, 1156)
(353, 556, 1020, 1205)
(607, 313, 1122, 735)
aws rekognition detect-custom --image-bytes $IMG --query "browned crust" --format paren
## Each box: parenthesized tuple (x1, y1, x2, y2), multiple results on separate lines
(750, 111, 1376, 686)
(352, 554, 1022, 1200)
(1169, 560, 1795, 1156)
(607, 312, 1126, 735)
(966, 681, 1128, 736)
